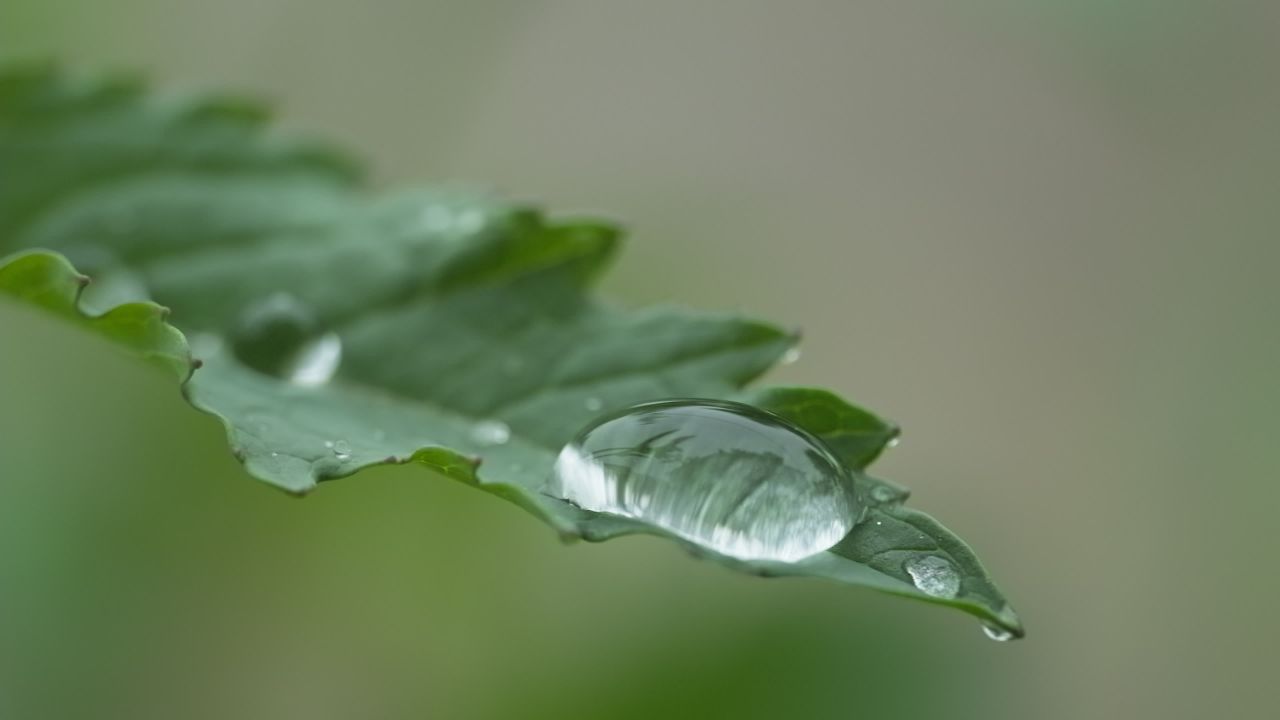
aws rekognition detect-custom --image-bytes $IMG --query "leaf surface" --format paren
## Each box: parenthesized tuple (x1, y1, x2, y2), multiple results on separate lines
(0, 63, 1022, 638)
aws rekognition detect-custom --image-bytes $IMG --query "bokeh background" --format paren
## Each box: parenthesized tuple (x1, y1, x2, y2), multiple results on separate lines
(2, 2, 1278, 718)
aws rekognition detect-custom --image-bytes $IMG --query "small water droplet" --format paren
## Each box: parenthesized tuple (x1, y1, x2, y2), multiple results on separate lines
(887, 436, 901, 449)
(331, 440, 352, 461)
(780, 347, 802, 365)
(584, 397, 604, 412)
(287, 332, 342, 387)
(904, 555, 960, 599)
(982, 623, 1015, 642)
(870, 485, 898, 504)
(470, 420, 511, 446)
(546, 399, 860, 562)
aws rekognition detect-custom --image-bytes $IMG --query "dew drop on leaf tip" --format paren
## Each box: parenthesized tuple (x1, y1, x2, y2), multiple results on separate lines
(546, 399, 861, 562)
(982, 623, 1015, 642)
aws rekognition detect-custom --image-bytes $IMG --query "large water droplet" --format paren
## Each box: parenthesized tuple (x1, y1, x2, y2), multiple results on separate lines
(904, 555, 960, 599)
(982, 623, 1015, 642)
(470, 420, 511, 446)
(546, 399, 859, 562)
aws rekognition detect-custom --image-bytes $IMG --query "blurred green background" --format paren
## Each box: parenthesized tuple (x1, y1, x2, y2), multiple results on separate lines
(2, 2, 1277, 718)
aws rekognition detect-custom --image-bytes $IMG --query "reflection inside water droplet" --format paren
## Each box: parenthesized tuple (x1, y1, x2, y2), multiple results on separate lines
(470, 420, 510, 446)
(546, 399, 859, 562)
(904, 555, 960, 599)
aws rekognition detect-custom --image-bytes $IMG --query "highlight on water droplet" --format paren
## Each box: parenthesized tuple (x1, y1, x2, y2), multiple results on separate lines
(546, 399, 860, 562)
(904, 554, 960, 599)
(982, 623, 1015, 642)
(470, 420, 511, 446)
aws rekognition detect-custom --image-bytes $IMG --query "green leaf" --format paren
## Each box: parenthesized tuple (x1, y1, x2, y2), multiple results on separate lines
(0, 250, 192, 381)
(0, 63, 1023, 639)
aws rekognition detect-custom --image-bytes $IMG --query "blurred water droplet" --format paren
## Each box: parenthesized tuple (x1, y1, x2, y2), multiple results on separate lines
(190, 333, 225, 359)
(887, 436, 901, 449)
(584, 397, 604, 412)
(982, 623, 1015, 642)
(453, 209, 486, 234)
(287, 332, 342, 387)
(418, 206, 454, 232)
(230, 295, 344, 385)
(904, 555, 960, 599)
(547, 399, 859, 562)
(781, 347, 801, 365)
(470, 420, 510, 446)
